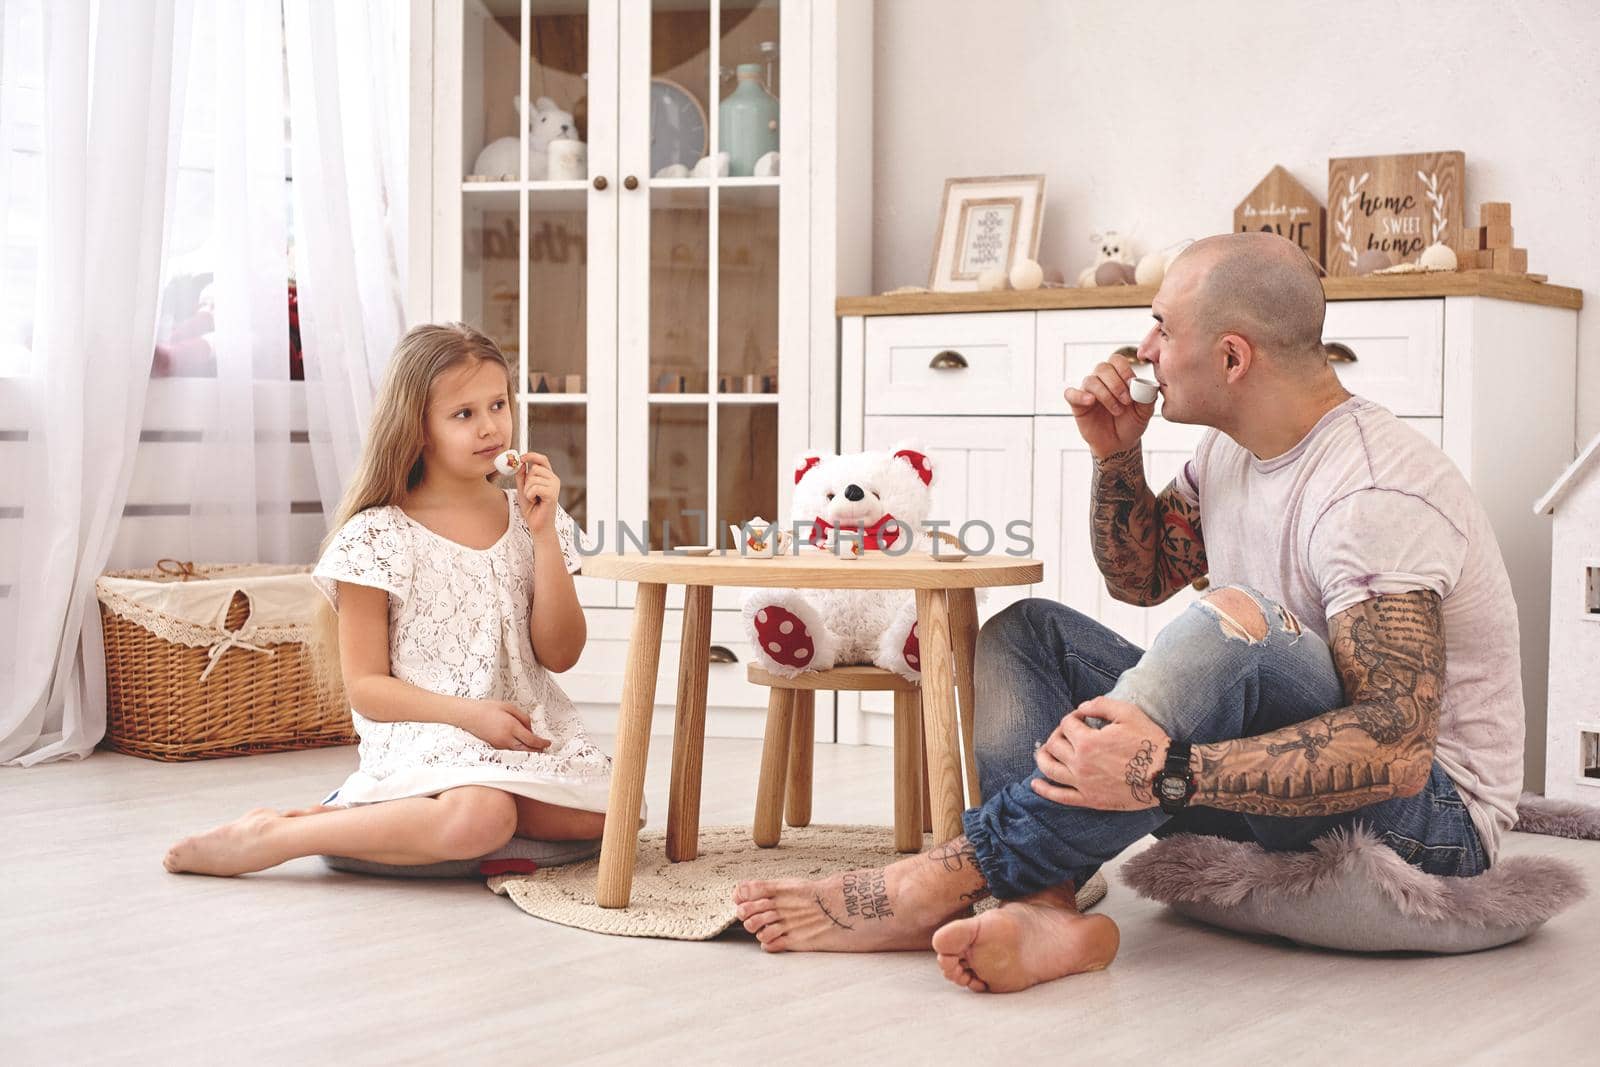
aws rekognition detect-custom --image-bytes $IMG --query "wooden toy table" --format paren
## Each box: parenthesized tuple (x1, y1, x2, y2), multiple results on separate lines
(578, 550, 1043, 908)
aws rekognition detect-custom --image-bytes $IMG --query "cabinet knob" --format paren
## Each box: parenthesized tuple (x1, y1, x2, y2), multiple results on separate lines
(623, 175, 639, 190)
(928, 350, 968, 370)
(708, 645, 738, 664)
(1325, 342, 1359, 364)
(593, 175, 608, 190)
(1112, 344, 1151, 366)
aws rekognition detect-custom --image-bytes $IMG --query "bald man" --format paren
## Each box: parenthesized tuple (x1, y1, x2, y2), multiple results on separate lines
(732, 233, 1523, 992)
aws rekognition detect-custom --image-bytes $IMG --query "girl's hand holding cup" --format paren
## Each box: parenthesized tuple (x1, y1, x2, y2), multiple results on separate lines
(509, 451, 561, 533)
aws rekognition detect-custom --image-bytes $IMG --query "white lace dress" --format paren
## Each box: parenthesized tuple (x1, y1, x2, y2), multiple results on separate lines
(311, 490, 615, 814)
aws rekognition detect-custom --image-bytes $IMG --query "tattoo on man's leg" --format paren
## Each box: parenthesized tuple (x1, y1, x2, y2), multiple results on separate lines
(816, 894, 853, 930)
(927, 838, 978, 874)
(841, 870, 894, 921)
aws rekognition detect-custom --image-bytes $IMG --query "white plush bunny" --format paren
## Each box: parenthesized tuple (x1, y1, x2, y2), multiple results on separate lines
(470, 96, 584, 181)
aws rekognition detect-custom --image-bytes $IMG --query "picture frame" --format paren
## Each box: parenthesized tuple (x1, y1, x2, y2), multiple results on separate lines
(928, 174, 1046, 291)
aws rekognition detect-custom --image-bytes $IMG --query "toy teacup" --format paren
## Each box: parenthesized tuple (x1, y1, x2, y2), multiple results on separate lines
(729, 518, 792, 557)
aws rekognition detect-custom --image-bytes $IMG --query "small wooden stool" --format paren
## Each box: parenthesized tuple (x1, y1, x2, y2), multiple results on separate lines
(748, 664, 931, 853)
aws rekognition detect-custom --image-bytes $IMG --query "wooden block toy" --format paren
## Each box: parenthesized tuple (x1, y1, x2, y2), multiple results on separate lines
(1491, 247, 1528, 273)
(1479, 222, 1514, 249)
(565, 374, 584, 393)
(1476, 249, 1498, 269)
(531, 372, 555, 394)
(1478, 202, 1512, 226)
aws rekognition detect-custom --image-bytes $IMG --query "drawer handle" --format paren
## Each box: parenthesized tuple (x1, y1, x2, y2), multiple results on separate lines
(708, 645, 738, 664)
(928, 350, 968, 370)
(1112, 344, 1151, 366)
(1325, 342, 1359, 364)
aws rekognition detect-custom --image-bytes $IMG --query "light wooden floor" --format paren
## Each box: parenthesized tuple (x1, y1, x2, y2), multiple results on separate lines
(4, 738, 1596, 1065)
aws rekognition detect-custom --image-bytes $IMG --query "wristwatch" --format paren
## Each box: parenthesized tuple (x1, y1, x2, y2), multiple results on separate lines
(1152, 739, 1196, 815)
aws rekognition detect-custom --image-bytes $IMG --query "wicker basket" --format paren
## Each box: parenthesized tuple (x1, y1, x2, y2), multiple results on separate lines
(96, 563, 354, 761)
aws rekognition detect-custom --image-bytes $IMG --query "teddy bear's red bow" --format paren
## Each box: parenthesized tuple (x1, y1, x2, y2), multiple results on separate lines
(809, 513, 903, 550)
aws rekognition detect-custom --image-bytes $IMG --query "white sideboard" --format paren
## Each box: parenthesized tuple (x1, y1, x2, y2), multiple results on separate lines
(838, 276, 1582, 792)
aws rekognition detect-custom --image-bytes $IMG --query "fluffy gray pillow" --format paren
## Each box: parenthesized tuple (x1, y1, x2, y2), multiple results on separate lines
(321, 836, 601, 879)
(1121, 828, 1586, 954)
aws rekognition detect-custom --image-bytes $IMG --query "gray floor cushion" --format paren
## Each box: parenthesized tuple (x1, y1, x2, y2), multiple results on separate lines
(321, 836, 601, 879)
(1121, 827, 1587, 954)
(1514, 791, 1600, 840)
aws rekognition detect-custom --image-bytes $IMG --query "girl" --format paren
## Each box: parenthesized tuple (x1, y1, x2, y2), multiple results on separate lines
(166, 323, 612, 876)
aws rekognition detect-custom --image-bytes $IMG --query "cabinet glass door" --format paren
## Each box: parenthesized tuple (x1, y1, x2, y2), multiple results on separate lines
(620, 0, 784, 565)
(456, 0, 616, 605)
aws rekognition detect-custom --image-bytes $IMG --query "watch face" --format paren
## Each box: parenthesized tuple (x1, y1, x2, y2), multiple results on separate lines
(1157, 776, 1187, 801)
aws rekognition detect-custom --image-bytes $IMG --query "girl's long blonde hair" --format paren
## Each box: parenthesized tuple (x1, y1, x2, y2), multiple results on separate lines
(311, 322, 515, 691)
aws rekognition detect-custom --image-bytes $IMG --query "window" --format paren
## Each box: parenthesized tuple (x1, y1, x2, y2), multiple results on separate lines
(0, 0, 43, 378)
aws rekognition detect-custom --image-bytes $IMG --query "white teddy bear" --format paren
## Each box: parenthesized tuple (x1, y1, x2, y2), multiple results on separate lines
(1076, 230, 1138, 287)
(471, 96, 584, 181)
(742, 446, 937, 681)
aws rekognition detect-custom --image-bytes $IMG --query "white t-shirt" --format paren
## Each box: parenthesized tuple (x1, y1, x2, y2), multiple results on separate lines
(1172, 396, 1523, 860)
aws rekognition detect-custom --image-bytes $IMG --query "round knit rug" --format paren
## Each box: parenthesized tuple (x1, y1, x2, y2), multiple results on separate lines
(488, 823, 1109, 941)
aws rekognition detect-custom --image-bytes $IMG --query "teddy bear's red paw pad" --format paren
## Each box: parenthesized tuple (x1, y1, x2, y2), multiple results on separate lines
(902, 623, 921, 672)
(754, 606, 815, 669)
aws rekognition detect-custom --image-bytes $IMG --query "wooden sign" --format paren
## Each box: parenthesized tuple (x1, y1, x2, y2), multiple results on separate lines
(1234, 165, 1325, 266)
(1326, 151, 1465, 276)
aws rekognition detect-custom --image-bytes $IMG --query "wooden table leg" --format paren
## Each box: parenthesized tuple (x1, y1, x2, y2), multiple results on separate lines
(666, 584, 712, 862)
(948, 587, 982, 807)
(785, 689, 814, 828)
(914, 587, 965, 843)
(753, 688, 795, 847)
(596, 582, 667, 909)
(920, 739, 933, 833)
(893, 689, 923, 853)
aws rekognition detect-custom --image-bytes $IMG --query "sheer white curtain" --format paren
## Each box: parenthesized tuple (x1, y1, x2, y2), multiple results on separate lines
(0, 0, 407, 764)
(179, 0, 294, 565)
(284, 0, 408, 516)
(0, 0, 192, 764)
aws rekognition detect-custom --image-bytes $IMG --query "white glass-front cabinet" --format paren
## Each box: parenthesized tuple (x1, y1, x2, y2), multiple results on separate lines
(410, 0, 869, 735)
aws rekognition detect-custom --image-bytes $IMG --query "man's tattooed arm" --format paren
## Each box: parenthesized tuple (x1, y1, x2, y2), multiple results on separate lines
(1189, 590, 1445, 817)
(1090, 447, 1208, 606)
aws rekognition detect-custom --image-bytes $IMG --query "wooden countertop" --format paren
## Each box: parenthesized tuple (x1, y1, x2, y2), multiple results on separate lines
(836, 272, 1582, 317)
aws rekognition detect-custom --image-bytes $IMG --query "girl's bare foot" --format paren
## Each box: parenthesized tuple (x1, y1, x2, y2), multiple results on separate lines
(732, 838, 989, 953)
(164, 809, 288, 876)
(931, 885, 1120, 993)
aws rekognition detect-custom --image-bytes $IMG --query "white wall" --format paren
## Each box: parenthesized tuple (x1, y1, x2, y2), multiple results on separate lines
(871, 0, 1600, 442)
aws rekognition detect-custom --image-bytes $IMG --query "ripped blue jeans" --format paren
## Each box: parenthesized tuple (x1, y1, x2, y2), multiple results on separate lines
(962, 589, 1487, 900)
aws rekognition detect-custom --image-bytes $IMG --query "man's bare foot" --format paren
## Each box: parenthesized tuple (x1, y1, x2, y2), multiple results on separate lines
(732, 837, 989, 953)
(164, 808, 288, 876)
(931, 885, 1119, 993)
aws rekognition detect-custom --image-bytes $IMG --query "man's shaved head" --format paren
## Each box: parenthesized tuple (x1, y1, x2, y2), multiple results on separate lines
(1170, 232, 1326, 363)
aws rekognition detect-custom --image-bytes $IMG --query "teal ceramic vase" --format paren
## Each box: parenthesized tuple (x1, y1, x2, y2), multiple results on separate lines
(719, 63, 778, 178)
